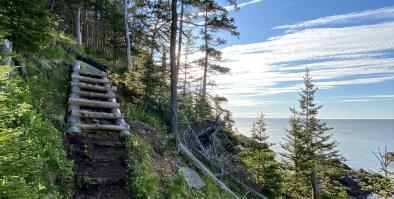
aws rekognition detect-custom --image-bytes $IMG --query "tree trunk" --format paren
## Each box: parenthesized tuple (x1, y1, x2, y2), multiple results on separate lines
(76, 5, 82, 44)
(182, 43, 189, 96)
(94, 8, 98, 50)
(311, 168, 321, 199)
(201, 8, 208, 102)
(176, 0, 185, 76)
(178, 137, 240, 199)
(170, 0, 178, 134)
(0, 39, 12, 65)
(124, 0, 132, 70)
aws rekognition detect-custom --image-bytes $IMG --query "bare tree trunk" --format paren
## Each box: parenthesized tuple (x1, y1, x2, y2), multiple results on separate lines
(82, 8, 87, 45)
(124, 0, 132, 70)
(201, 8, 208, 102)
(176, 0, 185, 75)
(170, 0, 178, 134)
(76, 6, 82, 44)
(182, 45, 189, 96)
(0, 39, 12, 65)
(94, 9, 98, 50)
(311, 168, 321, 199)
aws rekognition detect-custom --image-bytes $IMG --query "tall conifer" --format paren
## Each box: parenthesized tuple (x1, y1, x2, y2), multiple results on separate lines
(281, 70, 346, 198)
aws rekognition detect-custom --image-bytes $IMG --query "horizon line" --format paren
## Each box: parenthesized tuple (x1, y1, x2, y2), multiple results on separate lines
(234, 117, 394, 120)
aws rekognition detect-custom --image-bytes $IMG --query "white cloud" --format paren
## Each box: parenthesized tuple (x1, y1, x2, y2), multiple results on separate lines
(315, 76, 394, 89)
(209, 23, 394, 101)
(225, 0, 263, 11)
(274, 6, 394, 31)
(182, 6, 394, 118)
(340, 99, 374, 102)
(207, 20, 394, 113)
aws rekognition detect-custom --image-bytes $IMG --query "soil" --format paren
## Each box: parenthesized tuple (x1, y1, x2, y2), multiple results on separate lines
(66, 132, 132, 199)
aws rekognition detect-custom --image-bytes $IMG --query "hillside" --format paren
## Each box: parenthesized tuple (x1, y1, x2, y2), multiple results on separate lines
(1, 0, 393, 198)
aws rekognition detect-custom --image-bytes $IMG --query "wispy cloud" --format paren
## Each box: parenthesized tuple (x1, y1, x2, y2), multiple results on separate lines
(206, 6, 394, 114)
(274, 6, 394, 31)
(225, 0, 263, 11)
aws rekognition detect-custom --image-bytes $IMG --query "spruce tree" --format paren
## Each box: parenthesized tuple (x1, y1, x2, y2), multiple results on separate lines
(250, 113, 270, 182)
(281, 111, 311, 198)
(281, 70, 347, 198)
(241, 112, 284, 198)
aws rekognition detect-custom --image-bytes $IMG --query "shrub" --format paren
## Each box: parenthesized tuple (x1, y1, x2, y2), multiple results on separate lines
(0, 66, 73, 198)
(126, 133, 160, 199)
(124, 105, 168, 134)
(165, 171, 189, 199)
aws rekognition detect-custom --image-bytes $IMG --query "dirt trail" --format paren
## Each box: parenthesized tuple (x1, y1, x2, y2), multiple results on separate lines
(67, 133, 131, 199)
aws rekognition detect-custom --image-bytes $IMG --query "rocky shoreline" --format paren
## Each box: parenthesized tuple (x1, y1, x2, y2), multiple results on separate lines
(340, 163, 393, 199)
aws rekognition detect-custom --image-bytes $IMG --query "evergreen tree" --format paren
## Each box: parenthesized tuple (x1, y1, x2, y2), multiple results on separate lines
(195, 0, 239, 102)
(250, 113, 270, 183)
(281, 111, 312, 198)
(281, 70, 347, 199)
(240, 112, 284, 198)
(0, 0, 54, 52)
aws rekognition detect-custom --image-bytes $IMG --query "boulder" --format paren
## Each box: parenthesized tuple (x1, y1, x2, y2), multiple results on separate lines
(180, 167, 205, 189)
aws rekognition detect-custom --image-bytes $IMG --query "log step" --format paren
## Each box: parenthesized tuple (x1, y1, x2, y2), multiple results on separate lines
(72, 74, 109, 84)
(71, 110, 123, 119)
(76, 90, 115, 99)
(79, 70, 106, 77)
(76, 123, 128, 131)
(72, 82, 117, 92)
(69, 98, 120, 109)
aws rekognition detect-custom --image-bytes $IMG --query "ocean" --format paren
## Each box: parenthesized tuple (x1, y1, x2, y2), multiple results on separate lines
(233, 118, 394, 173)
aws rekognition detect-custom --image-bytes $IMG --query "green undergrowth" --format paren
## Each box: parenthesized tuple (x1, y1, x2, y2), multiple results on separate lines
(125, 127, 236, 199)
(124, 104, 168, 134)
(0, 66, 73, 198)
(122, 106, 238, 198)
(84, 49, 119, 72)
(126, 132, 160, 199)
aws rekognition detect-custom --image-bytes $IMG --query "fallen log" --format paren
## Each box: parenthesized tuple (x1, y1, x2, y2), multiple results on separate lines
(71, 74, 109, 84)
(68, 98, 120, 108)
(178, 136, 240, 199)
(76, 123, 127, 131)
(71, 110, 123, 119)
(72, 82, 117, 92)
(79, 70, 106, 77)
(75, 90, 115, 98)
(67, 60, 82, 133)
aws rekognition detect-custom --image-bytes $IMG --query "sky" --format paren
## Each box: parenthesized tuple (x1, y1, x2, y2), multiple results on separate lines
(207, 0, 394, 119)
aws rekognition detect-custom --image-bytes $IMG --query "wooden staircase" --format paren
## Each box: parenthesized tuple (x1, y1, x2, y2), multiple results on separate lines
(66, 60, 131, 198)
(67, 60, 130, 136)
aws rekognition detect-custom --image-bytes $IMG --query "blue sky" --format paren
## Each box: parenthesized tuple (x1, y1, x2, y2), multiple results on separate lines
(207, 0, 394, 119)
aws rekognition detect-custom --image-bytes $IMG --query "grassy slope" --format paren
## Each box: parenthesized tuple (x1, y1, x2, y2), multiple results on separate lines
(0, 34, 240, 198)
(0, 64, 73, 198)
(122, 105, 234, 199)
(0, 34, 81, 198)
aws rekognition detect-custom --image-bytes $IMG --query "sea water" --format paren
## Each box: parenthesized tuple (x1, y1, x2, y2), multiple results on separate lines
(234, 118, 394, 173)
